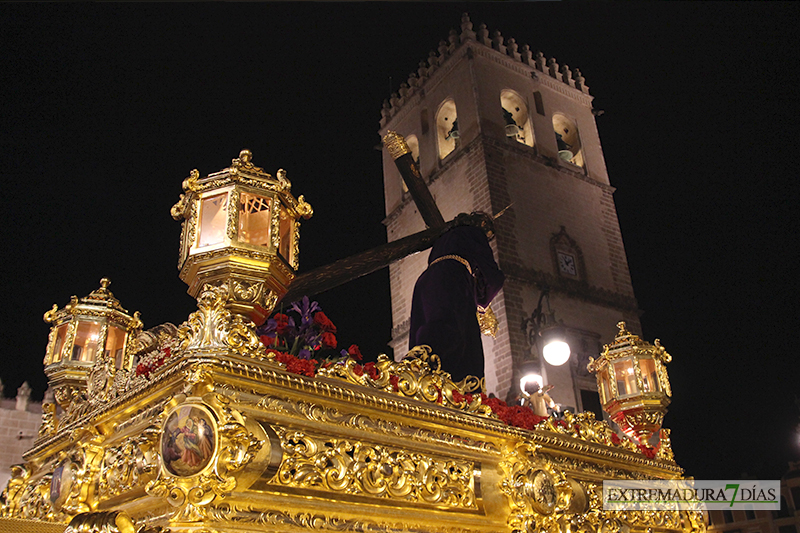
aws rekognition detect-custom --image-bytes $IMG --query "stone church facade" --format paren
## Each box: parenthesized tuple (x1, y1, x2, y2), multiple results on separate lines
(379, 14, 640, 409)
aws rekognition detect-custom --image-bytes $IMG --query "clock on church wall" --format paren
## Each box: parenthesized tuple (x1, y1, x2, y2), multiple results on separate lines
(550, 226, 586, 281)
(557, 251, 577, 277)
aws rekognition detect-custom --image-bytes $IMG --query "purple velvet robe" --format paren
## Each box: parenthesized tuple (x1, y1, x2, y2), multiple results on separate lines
(408, 226, 505, 382)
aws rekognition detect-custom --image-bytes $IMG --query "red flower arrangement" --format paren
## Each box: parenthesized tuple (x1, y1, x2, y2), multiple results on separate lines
(480, 394, 548, 430)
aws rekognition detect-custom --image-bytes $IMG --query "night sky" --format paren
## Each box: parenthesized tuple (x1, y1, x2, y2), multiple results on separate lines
(2, 3, 798, 481)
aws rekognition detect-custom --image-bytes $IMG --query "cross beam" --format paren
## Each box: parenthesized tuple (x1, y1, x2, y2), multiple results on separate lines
(278, 132, 447, 305)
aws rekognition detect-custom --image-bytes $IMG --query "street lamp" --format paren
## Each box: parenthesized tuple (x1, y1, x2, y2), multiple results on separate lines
(522, 286, 571, 367)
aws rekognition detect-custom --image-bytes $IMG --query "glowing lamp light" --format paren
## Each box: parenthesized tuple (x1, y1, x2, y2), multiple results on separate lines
(519, 373, 543, 394)
(43, 278, 142, 409)
(542, 340, 571, 366)
(171, 150, 313, 324)
(587, 322, 673, 447)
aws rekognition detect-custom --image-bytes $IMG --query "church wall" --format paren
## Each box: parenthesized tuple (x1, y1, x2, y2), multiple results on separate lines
(0, 400, 42, 489)
(380, 37, 638, 401)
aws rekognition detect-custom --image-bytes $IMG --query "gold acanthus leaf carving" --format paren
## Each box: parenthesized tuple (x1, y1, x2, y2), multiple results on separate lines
(246, 393, 497, 454)
(274, 428, 476, 508)
(316, 346, 491, 415)
(206, 504, 486, 533)
(97, 428, 160, 500)
(178, 284, 263, 358)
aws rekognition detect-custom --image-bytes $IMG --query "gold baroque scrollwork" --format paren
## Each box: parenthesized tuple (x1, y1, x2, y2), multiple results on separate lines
(206, 503, 486, 533)
(246, 393, 498, 454)
(295, 195, 313, 219)
(65, 510, 137, 533)
(273, 428, 476, 508)
(177, 284, 263, 359)
(499, 441, 574, 532)
(316, 347, 490, 415)
(226, 189, 239, 241)
(97, 427, 160, 500)
(146, 401, 262, 515)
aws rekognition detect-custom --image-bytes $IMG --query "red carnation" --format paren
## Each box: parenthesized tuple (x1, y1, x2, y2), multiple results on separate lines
(320, 332, 337, 349)
(390, 375, 400, 392)
(313, 312, 337, 333)
(364, 362, 380, 380)
(274, 313, 290, 335)
(611, 433, 622, 445)
(286, 357, 318, 378)
(353, 364, 364, 376)
(260, 335, 276, 347)
(452, 390, 465, 403)
(347, 344, 363, 361)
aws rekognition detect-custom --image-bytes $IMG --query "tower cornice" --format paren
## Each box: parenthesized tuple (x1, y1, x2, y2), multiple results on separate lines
(380, 13, 593, 128)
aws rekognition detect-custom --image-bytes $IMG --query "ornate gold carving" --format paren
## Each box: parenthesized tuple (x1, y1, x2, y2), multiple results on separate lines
(65, 511, 136, 533)
(476, 304, 498, 337)
(382, 131, 411, 160)
(500, 442, 572, 531)
(230, 280, 263, 304)
(206, 504, 485, 533)
(44, 304, 59, 324)
(276, 169, 291, 191)
(226, 189, 239, 241)
(246, 393, 498, 454)
(317, 347, 490, 414)
(97, 428, 160, 500)
(177, 284, 262, 358)
(146, 401, 263, 516)
(274, 428, 475, 508)
(295, 195, 313, 219)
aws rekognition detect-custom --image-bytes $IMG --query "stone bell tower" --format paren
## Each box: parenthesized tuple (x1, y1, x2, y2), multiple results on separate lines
(379, 14, 640, 410)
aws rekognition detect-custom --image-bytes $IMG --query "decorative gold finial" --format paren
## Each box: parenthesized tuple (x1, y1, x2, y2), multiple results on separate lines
(239, 149, 252, 164)
(383, 131, 411, 160)
(100, 278, 111, 289)
(615, 321, 631, 338)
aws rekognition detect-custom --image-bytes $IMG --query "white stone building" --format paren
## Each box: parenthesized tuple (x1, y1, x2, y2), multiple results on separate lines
(379, 14, 640, 410)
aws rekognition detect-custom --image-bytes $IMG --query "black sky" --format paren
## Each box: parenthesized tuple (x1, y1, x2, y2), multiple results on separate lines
(1, 3, 798, 481)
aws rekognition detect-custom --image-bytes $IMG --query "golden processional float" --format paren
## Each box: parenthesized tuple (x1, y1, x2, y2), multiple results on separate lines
(0, 149, 705, 533)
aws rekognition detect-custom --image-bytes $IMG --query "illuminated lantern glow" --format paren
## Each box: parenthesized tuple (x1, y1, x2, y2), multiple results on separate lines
(587, 322, 672, 447)
(171, 150, 313, 325)
(43, 278, 142, 409)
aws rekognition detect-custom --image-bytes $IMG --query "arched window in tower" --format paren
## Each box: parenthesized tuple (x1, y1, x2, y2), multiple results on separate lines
(436, 99, 458, 160)
(500, 90, 534, 147)
(552, 114, 584, 167)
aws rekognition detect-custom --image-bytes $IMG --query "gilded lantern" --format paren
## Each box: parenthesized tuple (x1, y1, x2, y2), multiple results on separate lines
(170, 150, 312, 324)
(43, 278, 142, 409)
(587, 322, 672, 447)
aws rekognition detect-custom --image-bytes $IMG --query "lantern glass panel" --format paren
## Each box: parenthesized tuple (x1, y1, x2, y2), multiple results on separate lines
(238, 192, 272, 247)
(613, 358, 639, 397)
(51, 323, 69, 364)
(639, 358, 660, 393)
(278, 208, 294, 263)
(198, 193, 229, 248)
(599, 369, 611, 404)
(72, 320, 103, 363)
(105, 325, 127, 369)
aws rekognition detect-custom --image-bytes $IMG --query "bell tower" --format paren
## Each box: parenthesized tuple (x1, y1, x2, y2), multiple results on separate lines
(379, 14, 640, 409)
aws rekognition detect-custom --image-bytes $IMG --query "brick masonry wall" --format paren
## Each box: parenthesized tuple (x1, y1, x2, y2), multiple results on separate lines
(0, 403, 42, 489)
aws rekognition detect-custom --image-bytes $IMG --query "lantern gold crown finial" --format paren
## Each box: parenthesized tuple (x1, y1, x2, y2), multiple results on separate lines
(173, 150, 312, 324)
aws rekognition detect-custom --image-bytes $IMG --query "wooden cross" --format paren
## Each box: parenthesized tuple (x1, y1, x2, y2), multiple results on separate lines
(279, 132, 451, 304)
